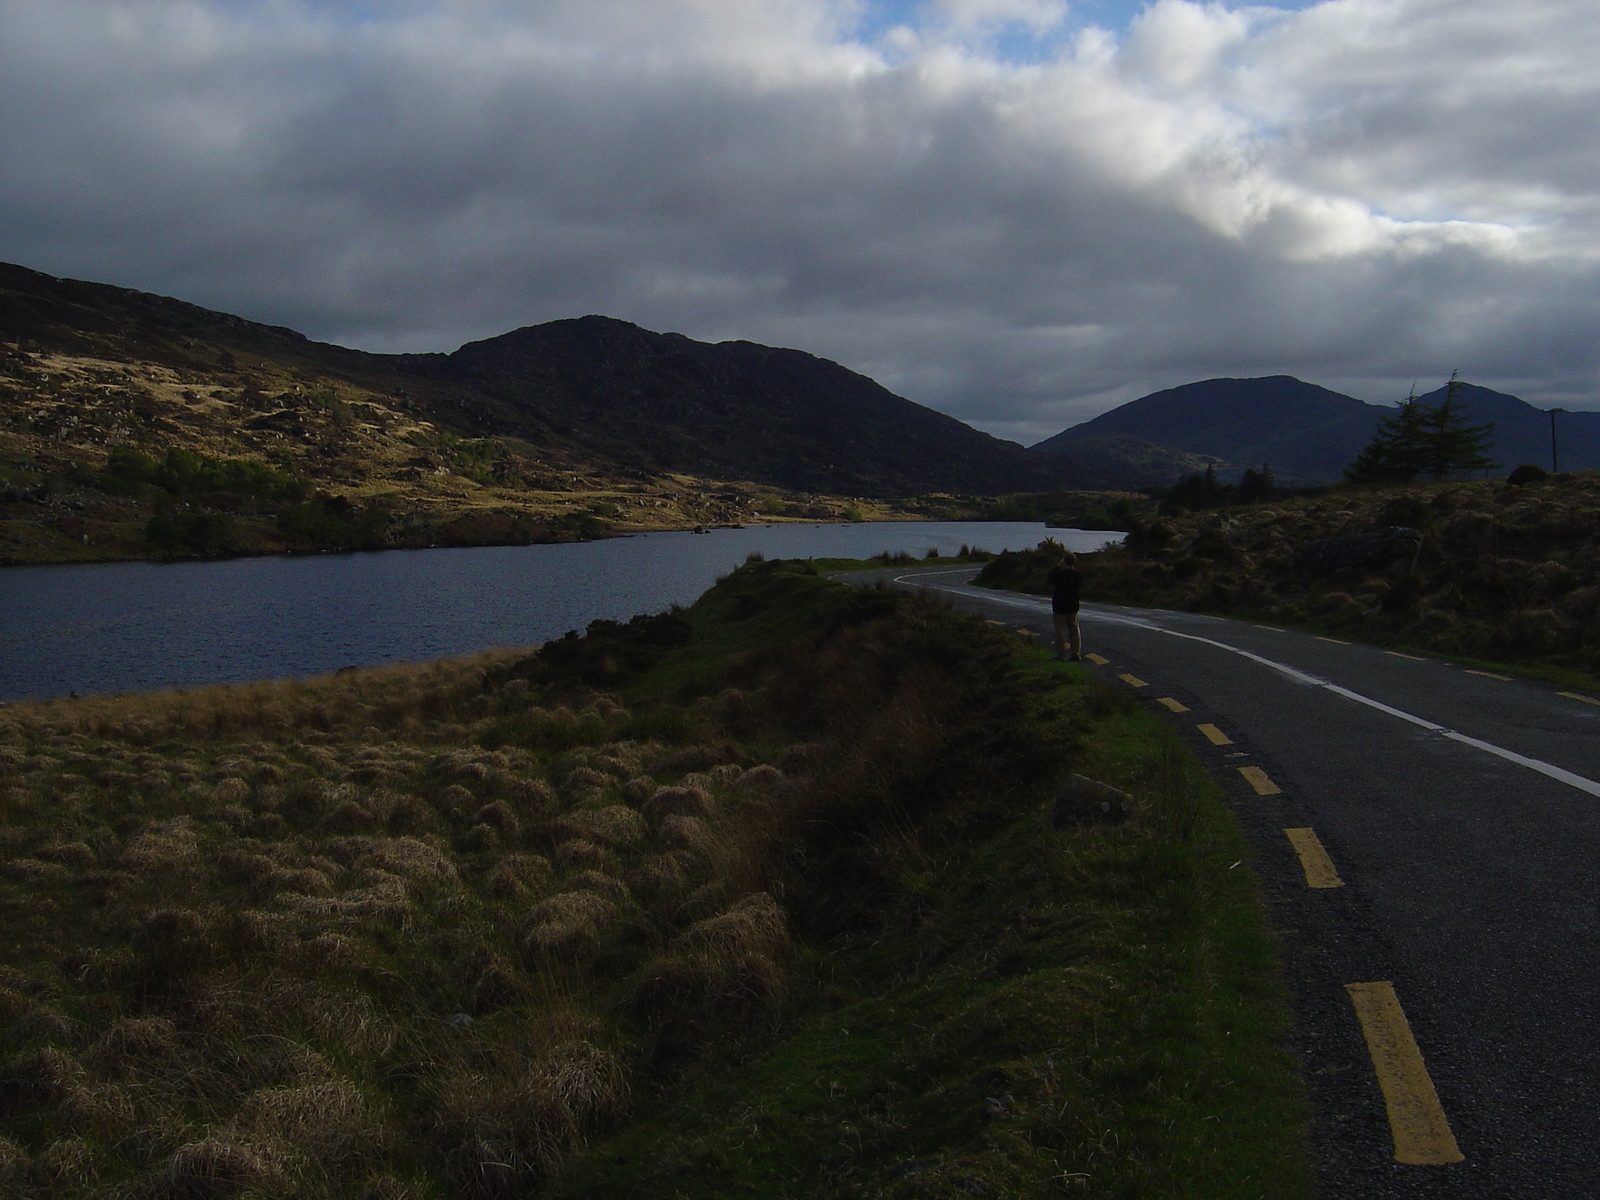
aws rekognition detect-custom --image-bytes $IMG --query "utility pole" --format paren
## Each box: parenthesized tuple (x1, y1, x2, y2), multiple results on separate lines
(1549, 407, 1565, 473)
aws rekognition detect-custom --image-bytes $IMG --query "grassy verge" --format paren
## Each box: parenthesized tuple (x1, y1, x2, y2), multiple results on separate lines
(554, 664, 1307, 1199)
(0, 562, 1307, 1198)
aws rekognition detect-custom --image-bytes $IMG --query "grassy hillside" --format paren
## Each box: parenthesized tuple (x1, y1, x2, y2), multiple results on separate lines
(0, 336, 921, 566)
(1, 262, 1083, 565)
(979, 473, 1600, 688)
(0, 562, 1307, 1198)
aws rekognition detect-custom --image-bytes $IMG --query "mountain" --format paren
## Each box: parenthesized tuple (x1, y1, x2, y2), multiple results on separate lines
(1031, 375, 1600, 482)
(0, 260, 1051, 502)
(400, 315, 1045, 496)
(1408, 381, 1600, 475)
(1016, 432, 1226, 490)
(1030, 376, 1384, 483)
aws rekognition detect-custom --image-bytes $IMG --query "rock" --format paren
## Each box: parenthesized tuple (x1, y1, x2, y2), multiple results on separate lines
(1050, 775, 1134, 829)
(1294, 526, 1423, 575)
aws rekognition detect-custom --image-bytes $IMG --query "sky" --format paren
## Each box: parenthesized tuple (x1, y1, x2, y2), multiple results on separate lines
(1, 0, 1596, 444)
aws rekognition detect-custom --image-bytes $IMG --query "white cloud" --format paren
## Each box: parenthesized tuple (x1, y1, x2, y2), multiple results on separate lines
(0, 0, 1595, 441)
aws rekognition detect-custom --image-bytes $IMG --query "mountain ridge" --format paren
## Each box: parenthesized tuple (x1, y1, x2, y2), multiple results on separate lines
(0, 261, 1054, 499)
(1031, 374, 1600, 481)
(401, 313, 1047, 495)
(2, 260, 1129, 564)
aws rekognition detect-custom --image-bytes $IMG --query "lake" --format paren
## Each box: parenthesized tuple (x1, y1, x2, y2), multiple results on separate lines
(0, 521, 1118, 702)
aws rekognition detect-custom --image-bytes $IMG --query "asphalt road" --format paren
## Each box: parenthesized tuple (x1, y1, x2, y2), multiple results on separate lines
(845, 564, 1600, 1199)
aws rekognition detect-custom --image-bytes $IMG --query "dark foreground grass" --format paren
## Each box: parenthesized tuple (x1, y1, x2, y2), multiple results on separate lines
(553, 664, 1308, 1199)
(0, 561, 1307, 1198)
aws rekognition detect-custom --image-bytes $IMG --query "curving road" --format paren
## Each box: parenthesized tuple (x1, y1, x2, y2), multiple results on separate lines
(845, 564, 1600, 1199)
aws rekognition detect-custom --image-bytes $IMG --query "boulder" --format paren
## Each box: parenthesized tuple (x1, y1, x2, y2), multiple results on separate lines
(1050, 775, 1134, 829)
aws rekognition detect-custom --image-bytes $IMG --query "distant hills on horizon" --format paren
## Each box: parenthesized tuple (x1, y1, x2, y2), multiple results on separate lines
(1030, 374, 1600, 484)
(3, 260, 1596, 500)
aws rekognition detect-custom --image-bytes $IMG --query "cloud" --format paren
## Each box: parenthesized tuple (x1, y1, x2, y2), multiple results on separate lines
(0, 0, 1595, 442)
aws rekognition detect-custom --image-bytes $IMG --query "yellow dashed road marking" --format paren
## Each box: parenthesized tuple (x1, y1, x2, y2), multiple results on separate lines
(985, 619, 1007, 626)
(1155, 696, 1189, 713)
(1238, 766, 1281, 795)
(1196, 723, 1232, 746)
(1117, 673, 1148, 688)
(1559, 691, 1600, 707)
(1345, 982, 1465, 1166)
(1316, 636, 1351, 644)
(1085, 653, 1110, 665)
(1385, 650, 1425, 661)
(1464, 669, 1511, 681)
(1284, 828, 1343, 888)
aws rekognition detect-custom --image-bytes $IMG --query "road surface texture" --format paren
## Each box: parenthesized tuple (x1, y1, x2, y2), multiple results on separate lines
(842, 564, 1600, 1199)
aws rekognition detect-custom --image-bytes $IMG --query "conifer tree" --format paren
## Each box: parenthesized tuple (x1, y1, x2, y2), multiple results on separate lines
(1343, 373, 1498, 483)
(1419, 371, 1499, 479)
(1343, 388, 1428, 483)
(1237, 464, 1275, 503)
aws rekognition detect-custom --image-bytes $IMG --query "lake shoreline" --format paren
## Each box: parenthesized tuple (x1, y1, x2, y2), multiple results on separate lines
(1, 521, 1112, 704)
(0, 499, 917, 570)
(0, 513, 861, 571)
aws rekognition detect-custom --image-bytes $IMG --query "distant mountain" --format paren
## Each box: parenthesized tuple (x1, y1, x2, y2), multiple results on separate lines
(1030, 376, 1382, 483)
(1408, 381, 1600, 476)
(400, 315, 1047, 496)
(1019, 433, 1225, 490)
(1031, 375, 1600, 482)
(0, 261, 1053, 498)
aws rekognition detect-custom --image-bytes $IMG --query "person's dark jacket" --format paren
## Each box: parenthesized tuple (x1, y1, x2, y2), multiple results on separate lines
(1046, 565, 1082, 614)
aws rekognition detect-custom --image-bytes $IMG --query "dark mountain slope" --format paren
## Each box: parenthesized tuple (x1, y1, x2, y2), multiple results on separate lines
(1030, 376, 1384, 482)
(1031, 374, 1600, 482)
(2, 260, 311, 366)
(406, 316, 1050, 496)
(1017, 433, 1225, 490)
(0, 261, 1056, 497)
(1409, 381, 1600, 474)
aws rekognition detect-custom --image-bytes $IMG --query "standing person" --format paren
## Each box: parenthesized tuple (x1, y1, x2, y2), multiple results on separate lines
(1046, 550, 1083, 662)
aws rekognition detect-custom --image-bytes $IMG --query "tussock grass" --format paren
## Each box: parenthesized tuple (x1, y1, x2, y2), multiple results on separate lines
(553, 646, 1307, 1199)
(0, 559, 1306, 1197)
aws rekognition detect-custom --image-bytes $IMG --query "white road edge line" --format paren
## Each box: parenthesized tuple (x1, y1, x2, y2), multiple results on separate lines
(892, 572, 1600, 801)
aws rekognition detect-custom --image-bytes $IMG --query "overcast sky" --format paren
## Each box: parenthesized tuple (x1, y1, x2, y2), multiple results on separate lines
(2, 0, 1596, 443)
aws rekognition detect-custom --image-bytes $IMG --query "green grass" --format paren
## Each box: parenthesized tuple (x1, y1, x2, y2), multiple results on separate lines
(0, 561, 1308, 1199)
(552, 659, 1309, 1200)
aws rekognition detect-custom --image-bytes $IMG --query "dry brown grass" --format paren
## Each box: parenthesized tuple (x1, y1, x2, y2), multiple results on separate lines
(156, 1133, 283, 1198)
(0, 564, 1057, 1199)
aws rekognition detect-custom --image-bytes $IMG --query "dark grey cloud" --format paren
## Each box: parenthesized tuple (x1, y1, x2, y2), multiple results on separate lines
(1, 0, 1594, 444)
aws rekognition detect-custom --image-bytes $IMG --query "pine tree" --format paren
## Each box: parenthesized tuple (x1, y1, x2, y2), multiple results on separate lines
(1237, 464, 1274, 503)
(1343, 373, 1499, 483)
(1419, 371, 1499, 479)
(1343, 388, 1428, 483)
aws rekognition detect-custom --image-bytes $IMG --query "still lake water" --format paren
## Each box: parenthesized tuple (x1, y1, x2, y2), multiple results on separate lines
(0, 522, 1117, 703)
